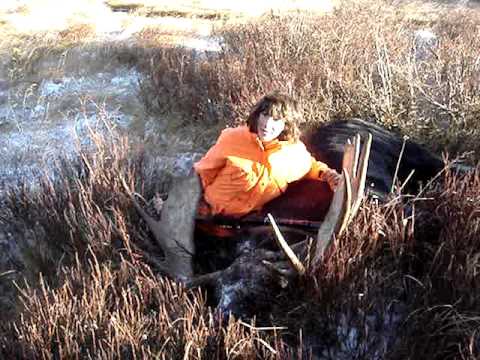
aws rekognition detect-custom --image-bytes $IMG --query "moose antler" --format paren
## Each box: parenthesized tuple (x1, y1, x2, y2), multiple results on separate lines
(267, 213, 306, 275)
(121, 175, 202, 281)
(311, 133, 371, 271)
(268, 133, 372, 275)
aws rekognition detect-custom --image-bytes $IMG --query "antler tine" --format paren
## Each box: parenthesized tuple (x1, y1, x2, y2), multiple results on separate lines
(342, 139, 356, 177)
(350, 133, 372, 218)
(120, 176, 166, 248)
(333, 137, 359, 238)
(352, 134, 361, 179)
(336, 168, 352, 237)
(311, 133, 371, 273)
(312, 168, 349, 270)
(267, 213, 306, 275)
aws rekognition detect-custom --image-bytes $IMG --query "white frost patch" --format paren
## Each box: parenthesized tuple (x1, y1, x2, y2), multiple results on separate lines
(145, 152, 203, 177)
(321, 305, 404, 359)
(40, 80, 65, 97)
(413, 29, 438, 61)
(183, 37, 222, 53)
(0, 110, 128, 190)
(0, 67, 142, 131)
(38, 68, 141, 99)
(218, 281, 245, 313)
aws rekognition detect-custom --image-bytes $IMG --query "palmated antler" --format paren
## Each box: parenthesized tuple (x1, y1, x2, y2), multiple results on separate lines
(268, 133, 372, 275)
(121, 175, 202, 282)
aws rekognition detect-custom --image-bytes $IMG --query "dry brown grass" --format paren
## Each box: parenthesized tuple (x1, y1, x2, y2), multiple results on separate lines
(0, 122, 301, 358)
(1, 122, 138, 284)
(106, 0, 336, 19)
(1, 0, 480, 358)
(144, 0, 480, 160)
(262, 164, 480, 358)
(3, 257, 289, 359)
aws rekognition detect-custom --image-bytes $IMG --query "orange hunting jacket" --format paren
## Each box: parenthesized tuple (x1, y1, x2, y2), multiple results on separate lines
(194, 126, 331, 218)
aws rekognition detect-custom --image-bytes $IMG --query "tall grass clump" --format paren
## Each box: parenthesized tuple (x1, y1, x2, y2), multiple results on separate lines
(392, 166, 480, 359)
(0, 122, 142, 286)
(273, 163, 480, 359)
(2, 256, 290, 359)
(0, 120, 295, 358)
(145, 0, 480, 159)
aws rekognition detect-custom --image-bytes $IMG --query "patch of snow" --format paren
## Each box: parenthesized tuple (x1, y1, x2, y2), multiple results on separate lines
(145, 152, 203, 177)
(414, 29, 438, 61)
(337, 314, 359, 354)
(321, 303, 404, 359)
(0, 109, 129, 192)
(38, 68, 141, 99)
(41, 80, 65, 97)
(183, 37, 222, 53)
(218, 281, 245, 313)
(0, 62, 145, 193)
(0, 104, 13, 122)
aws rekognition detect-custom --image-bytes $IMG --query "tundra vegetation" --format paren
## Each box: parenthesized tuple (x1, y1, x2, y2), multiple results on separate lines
(1, 0, 480, 358)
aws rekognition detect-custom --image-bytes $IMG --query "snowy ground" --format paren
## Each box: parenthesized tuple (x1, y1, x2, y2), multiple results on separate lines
(0, 0, 225, 321)
(0, 1, 225, 195)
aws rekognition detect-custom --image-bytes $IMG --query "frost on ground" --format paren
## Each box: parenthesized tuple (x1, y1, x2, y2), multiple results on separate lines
(0, 66, 143, 191)
(0, 1, 221, 296)
(0, 3, 223, 194)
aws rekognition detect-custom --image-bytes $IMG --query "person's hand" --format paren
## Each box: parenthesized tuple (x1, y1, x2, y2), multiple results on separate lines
(320, 168, 342, 190)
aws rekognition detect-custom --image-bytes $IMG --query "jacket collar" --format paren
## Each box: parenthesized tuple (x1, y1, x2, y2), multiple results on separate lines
(242, 126, 283, 152)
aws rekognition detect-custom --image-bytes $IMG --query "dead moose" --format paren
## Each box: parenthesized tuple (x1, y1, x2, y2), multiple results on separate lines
(124, 119, 446, 317)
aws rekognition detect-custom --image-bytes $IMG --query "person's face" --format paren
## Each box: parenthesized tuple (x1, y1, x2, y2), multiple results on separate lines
(257, 113, 285, 142)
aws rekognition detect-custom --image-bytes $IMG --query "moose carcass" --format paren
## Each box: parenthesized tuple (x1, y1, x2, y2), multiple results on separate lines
(125, 132, 372, 316)
(125, 119, 445, 316)
(258, 118, 444, 222)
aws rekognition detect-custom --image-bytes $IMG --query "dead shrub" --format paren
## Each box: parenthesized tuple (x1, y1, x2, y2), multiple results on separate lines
(145, 1, 480, 159)
(58, 23, 96, 44)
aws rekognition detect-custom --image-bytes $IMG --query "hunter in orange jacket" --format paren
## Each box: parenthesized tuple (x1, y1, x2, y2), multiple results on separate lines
(194, 92, 340, 218)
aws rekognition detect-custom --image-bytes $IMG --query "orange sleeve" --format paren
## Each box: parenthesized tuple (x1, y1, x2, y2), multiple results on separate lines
(193, 134, 228, 188)
(222, 156, 258, 192)
(304, 156, 331, 179)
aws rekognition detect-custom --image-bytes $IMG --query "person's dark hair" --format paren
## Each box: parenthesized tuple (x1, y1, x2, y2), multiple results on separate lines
(247, 91, 300, 142)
